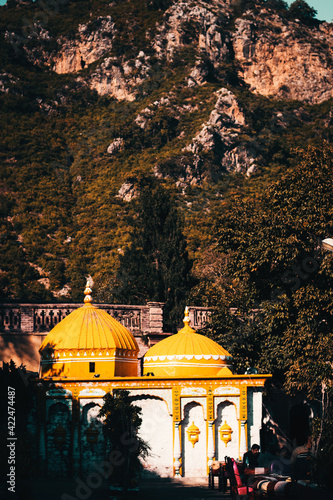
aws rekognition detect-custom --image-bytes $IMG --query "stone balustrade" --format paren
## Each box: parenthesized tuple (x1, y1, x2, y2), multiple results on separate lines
(0, 302, 210, 335)
(0, 302, 211, 373)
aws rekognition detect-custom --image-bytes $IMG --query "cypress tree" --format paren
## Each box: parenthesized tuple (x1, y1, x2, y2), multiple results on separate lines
(115, 181, 193, 332)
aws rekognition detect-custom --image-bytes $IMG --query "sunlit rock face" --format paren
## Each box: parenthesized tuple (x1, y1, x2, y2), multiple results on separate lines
(233, 14, 333, 105)
(52, 16, 115, 74)
(17, 0, 333, 104)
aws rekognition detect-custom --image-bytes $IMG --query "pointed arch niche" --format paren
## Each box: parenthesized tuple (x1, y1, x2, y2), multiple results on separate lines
(181, 400, 206, 477)
(81, 401, 104, 475)
(132, 395, 173, 478)
(215, 400, 238, 460)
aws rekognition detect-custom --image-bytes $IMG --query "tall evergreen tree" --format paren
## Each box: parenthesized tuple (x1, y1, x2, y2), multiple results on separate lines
(114, 180, 193, 332)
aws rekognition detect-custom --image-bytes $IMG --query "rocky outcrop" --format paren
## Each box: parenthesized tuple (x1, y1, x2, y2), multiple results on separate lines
(88, 51, 151, 100)
(185, 87, 245, 152)
(154, 0, 231, 65)
(233, 13, 333, 104)
(185, 88, 258, 175)
(10, 0, 333, 105)
(52, 16, 115, 74)
(0, 72, 18, 93)
(88, 58, 135, 100)
(221, 145, 258, 176)
(107, 137, 124, 155)
(116, 181, 138, 202)
(187, 60, 209, 87)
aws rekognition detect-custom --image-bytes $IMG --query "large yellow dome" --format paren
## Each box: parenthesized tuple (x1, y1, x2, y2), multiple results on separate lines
(143, 308, 232, 377)
(39, 283, 139, 379)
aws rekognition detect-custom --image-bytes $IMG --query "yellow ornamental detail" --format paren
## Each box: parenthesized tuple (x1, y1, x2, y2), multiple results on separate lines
(219, 420, 233, 447)
(187, 421, 200, 448)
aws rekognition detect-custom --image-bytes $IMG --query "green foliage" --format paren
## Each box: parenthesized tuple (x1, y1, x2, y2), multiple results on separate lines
(264, 0, 288, 13)
(112, 179, 194, 331)
(205, 144, 333, 398)
(99, 390, 149, 488)
(0, 0, 332, 309)
(288, 0, 318, 25)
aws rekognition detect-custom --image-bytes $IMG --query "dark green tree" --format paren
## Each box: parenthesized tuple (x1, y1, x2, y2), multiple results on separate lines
(99, 390, 149, 489)
(114, 180, 193, 332)
(202, 144, 333, 459)
(288, 0, 318, 25)
(264, 0, 288, 13)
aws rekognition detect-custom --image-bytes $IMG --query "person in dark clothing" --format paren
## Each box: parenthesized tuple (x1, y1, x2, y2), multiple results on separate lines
(243, 444, 260, 469)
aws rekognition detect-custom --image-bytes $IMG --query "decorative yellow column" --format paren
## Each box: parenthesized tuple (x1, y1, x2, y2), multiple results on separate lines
(174, 421, 182, 476)
(207, 422, 215, 469)
(173, 386, 182, 476)
(239, 385, 248, 458)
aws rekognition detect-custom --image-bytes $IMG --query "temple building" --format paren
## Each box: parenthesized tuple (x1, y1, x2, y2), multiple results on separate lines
(36, 283, 270, 478)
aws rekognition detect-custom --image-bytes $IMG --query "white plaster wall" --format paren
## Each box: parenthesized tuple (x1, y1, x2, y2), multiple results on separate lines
(248, 389, 263, 447)
(215, 401, 239, 461)
(134, 397, 173, 478)
(181, 401, 207, 477)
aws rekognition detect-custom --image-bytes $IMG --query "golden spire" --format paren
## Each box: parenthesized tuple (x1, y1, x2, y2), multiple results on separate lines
(84, 280, 93, 304)
(183, 306, 190, 326)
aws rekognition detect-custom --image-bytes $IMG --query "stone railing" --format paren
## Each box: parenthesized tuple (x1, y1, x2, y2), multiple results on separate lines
(0, 303, 210, 335)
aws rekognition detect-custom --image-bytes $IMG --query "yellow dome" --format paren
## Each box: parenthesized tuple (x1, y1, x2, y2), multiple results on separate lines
(39, 283, 139, 379)
(143, 307, 232, 377)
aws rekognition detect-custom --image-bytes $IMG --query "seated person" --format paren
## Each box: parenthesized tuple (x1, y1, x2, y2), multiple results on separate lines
(291, 436, 313, 462)
(243, 444, 260, 469)
(291, 436, 313, 480)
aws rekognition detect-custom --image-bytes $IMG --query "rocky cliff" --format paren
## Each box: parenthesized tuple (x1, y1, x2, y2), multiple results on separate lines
(0, 0, 333, 301)
(233, 13, 333, 104)
(35, 0, 333, 106)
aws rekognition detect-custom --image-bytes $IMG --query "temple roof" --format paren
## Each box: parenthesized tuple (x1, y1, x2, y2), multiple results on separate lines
(143, 307, 233, 377)
(39, 283, 138, 356)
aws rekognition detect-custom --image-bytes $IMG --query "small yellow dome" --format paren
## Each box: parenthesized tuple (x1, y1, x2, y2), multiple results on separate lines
(143, 307, 232, 377)
(39, 282, 139, 379)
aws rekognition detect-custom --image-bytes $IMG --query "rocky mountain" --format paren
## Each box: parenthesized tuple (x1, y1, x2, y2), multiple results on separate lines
(0, 0, 333, 304)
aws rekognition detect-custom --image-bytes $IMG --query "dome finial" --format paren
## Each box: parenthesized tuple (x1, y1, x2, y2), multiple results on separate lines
(84, 280, 93, 304)
(183, 306, 190, 326)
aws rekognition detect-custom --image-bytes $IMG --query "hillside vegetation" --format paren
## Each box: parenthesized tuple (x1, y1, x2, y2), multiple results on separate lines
(0, 0, 332, 316)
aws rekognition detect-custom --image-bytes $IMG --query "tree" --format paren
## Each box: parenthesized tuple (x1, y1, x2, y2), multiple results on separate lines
(99, 390, 149, 489)
(203, 144, 333, 461)
(265, 0, 289, 14)
(114, 180, 193, 332)
(288, 0, 318, 25)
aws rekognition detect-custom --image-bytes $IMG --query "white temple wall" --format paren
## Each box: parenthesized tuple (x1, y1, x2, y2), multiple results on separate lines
(181, 401, 207, 477)
(247, 389, 263, 448)
(215, 401, 239, 461)
(133, 396, 173, 478)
